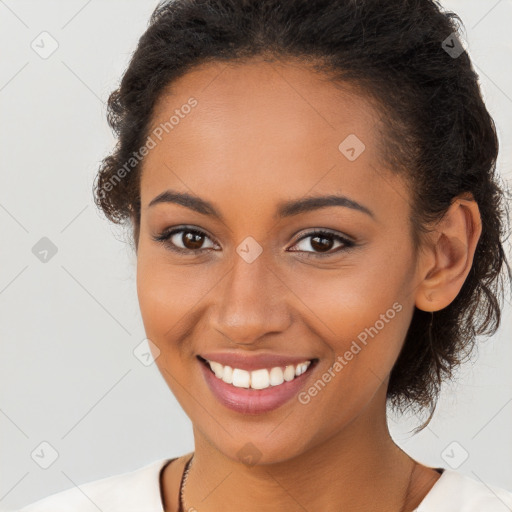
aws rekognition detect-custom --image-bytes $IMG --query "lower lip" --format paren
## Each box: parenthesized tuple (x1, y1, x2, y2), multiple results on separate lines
(198, 358, 317, 414)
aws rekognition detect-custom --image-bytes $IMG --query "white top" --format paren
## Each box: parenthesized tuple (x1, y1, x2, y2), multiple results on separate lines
(19, 457, 512, 512)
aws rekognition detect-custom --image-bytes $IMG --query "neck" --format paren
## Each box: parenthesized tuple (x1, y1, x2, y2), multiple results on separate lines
(183, 388, 420, 512)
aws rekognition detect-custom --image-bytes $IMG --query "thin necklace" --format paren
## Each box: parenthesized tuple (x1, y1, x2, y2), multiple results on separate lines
(179, 454, 194, 512)
(178, 455, 417, 512)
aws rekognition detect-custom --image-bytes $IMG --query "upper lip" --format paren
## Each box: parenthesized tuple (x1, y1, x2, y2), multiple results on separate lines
(198, 352, 317, 371)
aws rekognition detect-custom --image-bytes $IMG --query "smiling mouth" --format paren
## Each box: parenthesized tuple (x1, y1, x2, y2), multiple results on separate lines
(197, 355, 319, 391)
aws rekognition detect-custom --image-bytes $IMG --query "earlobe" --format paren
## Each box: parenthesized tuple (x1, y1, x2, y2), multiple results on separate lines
(415, 194, 482, 312)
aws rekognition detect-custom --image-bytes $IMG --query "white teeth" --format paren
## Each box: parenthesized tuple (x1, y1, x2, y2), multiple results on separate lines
(205, 359, 312, 390)
(222, 365, 233, 384)
(283, 365, 296, 381)
(232, 368, 250, 388)
(295, 362, 309, 376)
(250, 369, 270, 389)
(269, 367, 284, 386)
(209, 361, 224, 379)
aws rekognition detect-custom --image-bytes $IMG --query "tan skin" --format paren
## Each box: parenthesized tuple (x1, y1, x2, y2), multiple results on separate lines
(134, 57, 482, 511)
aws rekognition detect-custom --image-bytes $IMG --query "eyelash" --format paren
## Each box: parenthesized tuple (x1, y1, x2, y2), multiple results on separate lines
(152, 226, 356, 258)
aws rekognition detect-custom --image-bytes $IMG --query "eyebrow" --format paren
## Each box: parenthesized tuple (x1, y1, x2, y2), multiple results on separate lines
(148, 189, 375, 220)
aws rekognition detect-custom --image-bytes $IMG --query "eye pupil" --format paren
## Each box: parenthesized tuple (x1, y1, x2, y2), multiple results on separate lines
(310, 235, 334, 253)
(183, 231, 204, 250)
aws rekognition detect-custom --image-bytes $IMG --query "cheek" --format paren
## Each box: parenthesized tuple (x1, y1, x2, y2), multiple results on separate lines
(292, 257, 412, 382)
(298, 285, 410, 426)
(136, 250, 214, 335)
(291, 258, 408, 332)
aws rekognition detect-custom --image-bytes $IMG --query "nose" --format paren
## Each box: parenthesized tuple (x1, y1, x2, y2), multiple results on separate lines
(209, 254, 292, 346)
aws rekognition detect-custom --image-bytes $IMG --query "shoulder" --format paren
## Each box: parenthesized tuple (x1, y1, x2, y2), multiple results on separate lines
(18, 457, 173, 512)
(417, 468, 512, 511)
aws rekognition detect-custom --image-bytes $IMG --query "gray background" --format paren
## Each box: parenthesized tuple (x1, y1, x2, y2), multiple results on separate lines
(0, 1, 511, 510)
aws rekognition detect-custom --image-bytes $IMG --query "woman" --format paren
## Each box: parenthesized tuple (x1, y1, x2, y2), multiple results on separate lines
(20, 0, 512, 510)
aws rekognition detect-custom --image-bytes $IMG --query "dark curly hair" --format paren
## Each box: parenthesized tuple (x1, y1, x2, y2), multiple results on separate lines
(93, 0, 511, 430)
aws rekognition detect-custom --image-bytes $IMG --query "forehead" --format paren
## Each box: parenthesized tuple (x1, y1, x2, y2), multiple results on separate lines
(140, 58, 406, 220)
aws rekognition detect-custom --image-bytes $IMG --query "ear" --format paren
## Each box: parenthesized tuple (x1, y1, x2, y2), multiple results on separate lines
(415, 193, 482, 312)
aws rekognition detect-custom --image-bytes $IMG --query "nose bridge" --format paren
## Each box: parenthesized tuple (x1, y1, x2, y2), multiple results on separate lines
(210, 245, 291, 345)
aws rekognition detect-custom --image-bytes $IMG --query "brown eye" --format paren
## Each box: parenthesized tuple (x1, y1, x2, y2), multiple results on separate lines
(153, 227, 355, 258)
(180, 231, 206, 250)
(153, 227, 217, 254)
(310, 234, 335, 252)
(289, 230, 355, 257)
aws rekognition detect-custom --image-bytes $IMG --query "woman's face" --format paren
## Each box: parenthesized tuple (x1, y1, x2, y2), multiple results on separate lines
(136, 58, 426, 463)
